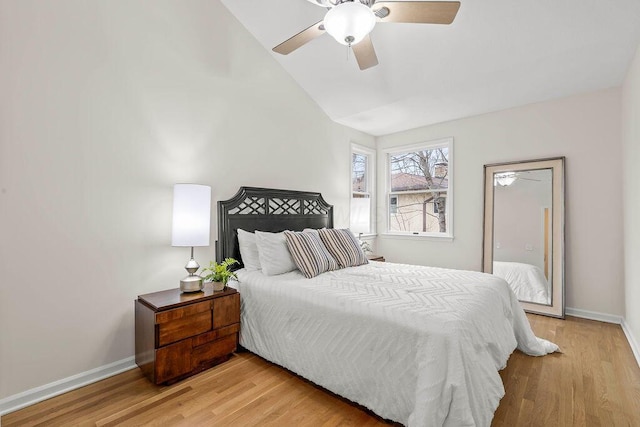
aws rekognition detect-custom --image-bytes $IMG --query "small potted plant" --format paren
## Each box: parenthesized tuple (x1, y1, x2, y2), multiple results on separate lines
(202, 258, 239, 291)
(359, 239, 372, 255)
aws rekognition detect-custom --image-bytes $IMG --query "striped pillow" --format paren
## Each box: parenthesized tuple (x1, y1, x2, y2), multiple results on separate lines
(284, 231, 339, 278)
(318, 228, 368, 268)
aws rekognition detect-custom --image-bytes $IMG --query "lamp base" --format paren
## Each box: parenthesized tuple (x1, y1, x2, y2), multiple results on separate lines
(180, 275, 204, 293)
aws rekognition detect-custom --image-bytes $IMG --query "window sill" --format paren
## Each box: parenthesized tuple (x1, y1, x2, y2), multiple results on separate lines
(356, 233, 377, 240)
(380, 232, 454, 242)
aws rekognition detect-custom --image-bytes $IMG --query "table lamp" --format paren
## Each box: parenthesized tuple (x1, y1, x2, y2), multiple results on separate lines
(171, 184, 211, 292)
(350, 197, 371, 238)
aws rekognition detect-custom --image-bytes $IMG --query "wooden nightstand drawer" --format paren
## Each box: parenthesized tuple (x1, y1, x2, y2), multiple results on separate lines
(191, 334, 237, 371)
(157, 310, 212, 347)
(192, 323, 239, 347)
(155, 340, 192, 384)
(156, 300, 211, 324)
(213, 293, 240, 328)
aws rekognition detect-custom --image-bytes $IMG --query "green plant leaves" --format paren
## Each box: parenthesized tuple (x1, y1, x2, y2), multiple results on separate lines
(202, 258, 239, 284)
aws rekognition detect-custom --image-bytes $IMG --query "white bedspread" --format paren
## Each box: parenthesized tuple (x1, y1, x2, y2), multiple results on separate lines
(493, 261, 550, 305)
(232, 261, 557, 427)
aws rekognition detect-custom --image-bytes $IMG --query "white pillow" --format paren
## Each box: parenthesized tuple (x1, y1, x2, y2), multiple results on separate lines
(254, 231, 298, 276)
(237, 229, 261, 271)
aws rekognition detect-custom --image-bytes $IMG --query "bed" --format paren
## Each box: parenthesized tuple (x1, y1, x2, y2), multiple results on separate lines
(216, 187, 558, 427)
(492, 261, 550, 305)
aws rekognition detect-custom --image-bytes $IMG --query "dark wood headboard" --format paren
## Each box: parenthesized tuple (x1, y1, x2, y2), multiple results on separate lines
(216, 187, 334, 267)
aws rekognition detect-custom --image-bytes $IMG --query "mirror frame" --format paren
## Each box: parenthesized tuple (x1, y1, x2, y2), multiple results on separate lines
(483, 157, 565, 318)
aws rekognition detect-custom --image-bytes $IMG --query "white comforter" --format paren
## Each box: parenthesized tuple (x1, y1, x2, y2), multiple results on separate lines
(493, 261, 550, 304)
(232, 261, 557, 427)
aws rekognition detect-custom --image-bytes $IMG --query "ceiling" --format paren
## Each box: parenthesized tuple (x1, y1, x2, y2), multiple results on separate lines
(221, 0, 640, 136)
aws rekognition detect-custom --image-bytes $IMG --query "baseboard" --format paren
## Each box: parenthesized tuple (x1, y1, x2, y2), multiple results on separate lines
(0, 356, 136, 417)
(621, 320, 640, 368)
(565, 307, 623, 324)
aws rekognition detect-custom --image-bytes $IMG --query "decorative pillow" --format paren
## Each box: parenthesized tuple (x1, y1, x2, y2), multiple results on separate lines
(284, 230, 339, 278)
(237, 229, 261, 271)
(303, 228, 323, 233)
(318, 228, 368, 268)
(255, 231, 298, 276)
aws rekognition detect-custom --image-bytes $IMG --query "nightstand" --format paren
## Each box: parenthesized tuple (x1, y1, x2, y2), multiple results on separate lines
(367, 254, 385, 262)
(135, 285, 240, 385)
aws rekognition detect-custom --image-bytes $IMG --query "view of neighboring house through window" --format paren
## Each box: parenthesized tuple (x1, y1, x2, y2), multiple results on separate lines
(351, 145, 375, 235)
(352, 152, 368, 197)
(386, 139, 452, 237)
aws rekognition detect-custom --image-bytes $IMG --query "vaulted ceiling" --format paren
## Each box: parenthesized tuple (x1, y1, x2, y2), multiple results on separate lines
(221, 0, 640, 136)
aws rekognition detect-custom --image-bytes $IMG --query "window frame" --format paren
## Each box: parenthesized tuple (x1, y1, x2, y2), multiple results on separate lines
(382, 138, 454, 239)
(350, 143, 376, 236)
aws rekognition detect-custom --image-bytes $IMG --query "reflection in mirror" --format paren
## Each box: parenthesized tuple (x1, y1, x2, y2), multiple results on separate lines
(483, 158, 565, 318)
(493, 169, 552, 305)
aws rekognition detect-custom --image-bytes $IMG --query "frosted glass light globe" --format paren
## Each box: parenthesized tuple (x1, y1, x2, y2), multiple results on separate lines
(494, 173, 517, 186)
(324, 2, 376, 46)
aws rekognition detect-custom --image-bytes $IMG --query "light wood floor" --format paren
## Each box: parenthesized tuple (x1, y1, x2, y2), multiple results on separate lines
(3, 314, 639, 426)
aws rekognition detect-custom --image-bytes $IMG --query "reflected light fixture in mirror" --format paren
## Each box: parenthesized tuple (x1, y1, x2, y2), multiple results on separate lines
(494, 172, 517, 186)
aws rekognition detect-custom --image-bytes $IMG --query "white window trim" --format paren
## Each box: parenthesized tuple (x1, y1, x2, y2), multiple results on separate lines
(350, 143, 376, 236)
(381, 137, 454, 239)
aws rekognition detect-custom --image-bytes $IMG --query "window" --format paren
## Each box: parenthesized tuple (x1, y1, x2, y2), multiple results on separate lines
(350, 144, 375, 235)
(352, 152, 368, 196)
(384, 138, 453, 238)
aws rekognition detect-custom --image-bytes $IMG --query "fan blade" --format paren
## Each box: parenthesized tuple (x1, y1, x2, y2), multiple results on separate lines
(352, 35, 379, 70)
(305, 0, 332, 6)
(273, 21, 325, 55)
(373, 1, 460, 24)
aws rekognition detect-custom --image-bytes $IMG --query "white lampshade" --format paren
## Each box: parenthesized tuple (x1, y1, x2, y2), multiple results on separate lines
(324, 2, 376, 46)
(171, 184, 211, 247)
(350, 197, 371, 235)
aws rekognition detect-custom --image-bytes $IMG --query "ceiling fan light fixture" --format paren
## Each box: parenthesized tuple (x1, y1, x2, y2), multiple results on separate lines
(494, 172, 517, 187)
(323, 2, 376, 46)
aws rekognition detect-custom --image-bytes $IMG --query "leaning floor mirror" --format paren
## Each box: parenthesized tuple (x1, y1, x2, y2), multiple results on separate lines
(483, 157, 565, 318)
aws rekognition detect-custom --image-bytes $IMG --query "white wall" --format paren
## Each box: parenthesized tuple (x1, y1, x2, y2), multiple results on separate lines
(622, 44, 640, 356)
(376, 89, 624, 316)
(0, 0, 374, 399)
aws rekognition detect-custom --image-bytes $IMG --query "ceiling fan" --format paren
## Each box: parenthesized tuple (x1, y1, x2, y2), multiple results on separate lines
(494, 171, 544, 187)
(272, 0, 461, 70)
